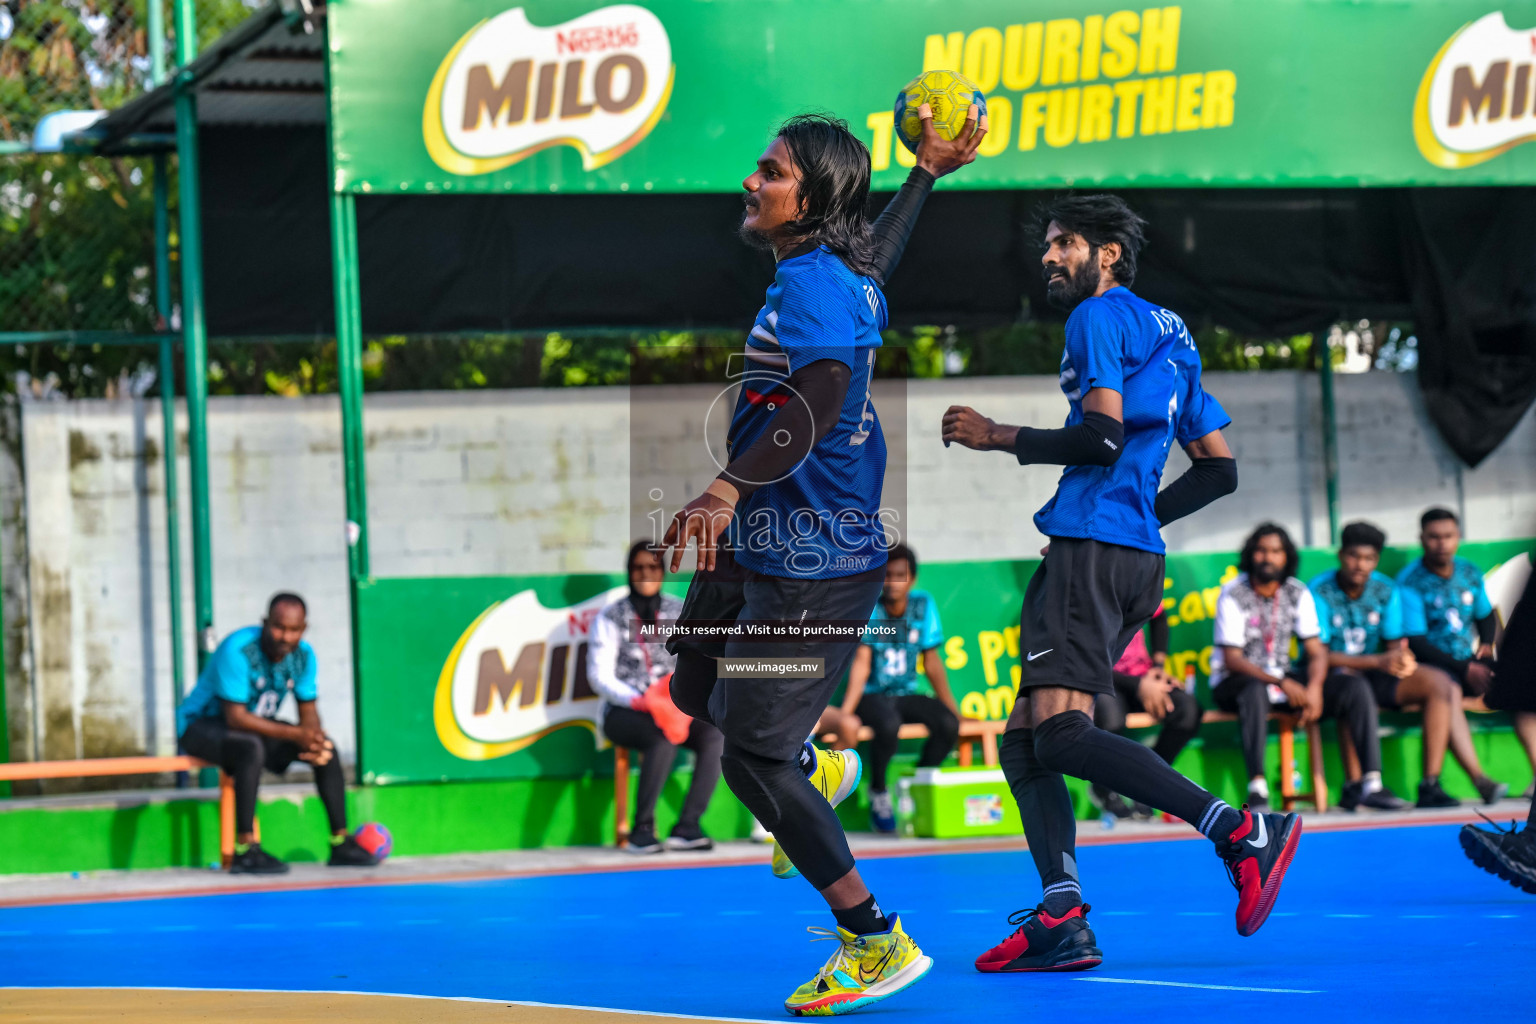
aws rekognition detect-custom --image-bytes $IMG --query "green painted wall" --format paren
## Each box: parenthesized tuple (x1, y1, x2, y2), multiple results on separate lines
(0, 722, 1527, 876)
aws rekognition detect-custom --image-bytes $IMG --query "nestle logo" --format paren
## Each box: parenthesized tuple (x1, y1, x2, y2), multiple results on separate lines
(557, 23, 639, 54)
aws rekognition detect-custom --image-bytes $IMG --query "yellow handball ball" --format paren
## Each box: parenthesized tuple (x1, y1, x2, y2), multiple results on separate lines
(894, 69, 987, 154)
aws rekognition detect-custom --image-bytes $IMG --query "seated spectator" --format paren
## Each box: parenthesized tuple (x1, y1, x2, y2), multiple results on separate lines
(841, 544, 963, 833)
(589, 541, 723, 855)
(1211, 523, 1406, 810)
(1092, 606, 1202, 818)
(178, 593, 379, 874)
(1397, 508, 1519, 804)
(1312, 520, 1505, 809)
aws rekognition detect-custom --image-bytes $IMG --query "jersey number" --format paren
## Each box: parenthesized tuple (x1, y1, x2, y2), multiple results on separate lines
(850, 349, 876, 446)
(882, 648, 909, 679)
(252, 690, 280, 718)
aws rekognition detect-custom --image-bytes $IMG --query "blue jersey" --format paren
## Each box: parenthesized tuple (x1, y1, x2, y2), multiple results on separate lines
(1033, 287, 1230, 554)
(1309, 570, 1404, 656)
(729, 245, 889, 579)
(176, 626, 318, 736)
(862, 589, 946, 697)
(1398, 557, 1494, 662)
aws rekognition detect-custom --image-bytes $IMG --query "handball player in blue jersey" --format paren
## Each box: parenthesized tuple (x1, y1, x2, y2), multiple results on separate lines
(944, 195, 1297, 972)
(661, 108, 985, 1015)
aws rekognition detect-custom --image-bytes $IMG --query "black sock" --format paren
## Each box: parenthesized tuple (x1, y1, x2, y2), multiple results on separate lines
(1000, 729, 1083, 913)
(798, 740, 816, 778)
(1033, 710, 1237, 837)
(832, 894, 889, 936)
(1422, 774, 1440, 787)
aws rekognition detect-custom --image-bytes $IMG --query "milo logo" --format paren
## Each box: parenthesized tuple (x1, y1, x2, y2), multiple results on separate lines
(1415, 11, 1536, 168)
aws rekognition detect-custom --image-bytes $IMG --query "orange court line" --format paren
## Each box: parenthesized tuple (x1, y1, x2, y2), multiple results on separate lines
(0, 806, 1501, 910)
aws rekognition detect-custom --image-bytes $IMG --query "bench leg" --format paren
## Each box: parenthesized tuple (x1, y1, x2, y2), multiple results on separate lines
(1278, 723, 1298, 812)
(219, 772, 235, 869)
(980, 731, 999, 767)
(1306, 722, 1328, 813)
(957, 739, 973, 768)
(614, 747, 630, 848)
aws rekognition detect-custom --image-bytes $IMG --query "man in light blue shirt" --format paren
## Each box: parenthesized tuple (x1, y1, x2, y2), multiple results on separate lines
(179, 593, 377, 874)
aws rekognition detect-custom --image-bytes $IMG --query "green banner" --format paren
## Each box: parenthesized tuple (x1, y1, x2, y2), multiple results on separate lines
(355, 540, 1533, 783)
(328, 0, 1536, 194)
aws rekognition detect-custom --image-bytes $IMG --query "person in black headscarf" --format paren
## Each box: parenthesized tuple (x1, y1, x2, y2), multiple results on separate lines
(588, 541, 723, 854)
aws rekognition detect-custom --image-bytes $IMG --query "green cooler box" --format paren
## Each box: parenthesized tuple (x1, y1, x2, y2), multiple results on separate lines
(910, 766, 1019, 838)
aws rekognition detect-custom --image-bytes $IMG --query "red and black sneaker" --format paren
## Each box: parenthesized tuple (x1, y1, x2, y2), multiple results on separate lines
(974, 904, 1103, 973)
(1216, 805, 1301, 936)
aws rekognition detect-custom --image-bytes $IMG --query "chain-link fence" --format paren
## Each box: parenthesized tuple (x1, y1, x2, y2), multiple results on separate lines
(0, 0, 258, 350)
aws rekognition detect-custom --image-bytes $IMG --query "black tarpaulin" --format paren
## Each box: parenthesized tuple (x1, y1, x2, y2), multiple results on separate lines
(198, 127, 1536, 466)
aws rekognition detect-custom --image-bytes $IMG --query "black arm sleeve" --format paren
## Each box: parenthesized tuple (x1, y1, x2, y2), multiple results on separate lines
(720, 359, 850, 500)
(1147, 612, 1170, 659)
(867, 167, 936, 286)
(1154, 457, 1239, 527)
(1476, 613, 1498, 647)
(1408, 635, 1469, 679)
(1014, 411, 1124, 467)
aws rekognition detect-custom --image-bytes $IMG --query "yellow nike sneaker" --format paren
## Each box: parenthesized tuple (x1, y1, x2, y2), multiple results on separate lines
(783, 915, 932, 1016)
(773, 747, 863, 880)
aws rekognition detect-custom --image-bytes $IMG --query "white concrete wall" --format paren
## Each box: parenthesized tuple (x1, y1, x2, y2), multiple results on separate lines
(12, 371, 1535, 767)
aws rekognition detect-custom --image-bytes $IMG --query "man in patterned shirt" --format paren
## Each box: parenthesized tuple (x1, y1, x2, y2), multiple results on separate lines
(840, 544, 963, 833)
(1398, 507, 1526, 800)
(1309, 521, 1499, 810)
(178, 594, 377, 874)
(1212, 524, 1393, 810)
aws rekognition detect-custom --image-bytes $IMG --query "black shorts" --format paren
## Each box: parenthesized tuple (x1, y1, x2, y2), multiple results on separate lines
(1018, 537, 1165, 698)
(1364, 669, 1404, 710)
(668, 547, 884, 761)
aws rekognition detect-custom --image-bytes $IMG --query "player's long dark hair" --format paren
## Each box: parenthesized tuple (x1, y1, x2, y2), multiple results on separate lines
(1238, 522, 1299, 580)
(776, 113, 878, 277)
(1034, 194, 1148, 287)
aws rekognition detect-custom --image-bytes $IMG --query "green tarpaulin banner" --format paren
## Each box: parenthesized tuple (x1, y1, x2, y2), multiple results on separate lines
(355, 540, 1533, 784)
(327, 0, 1536, 194)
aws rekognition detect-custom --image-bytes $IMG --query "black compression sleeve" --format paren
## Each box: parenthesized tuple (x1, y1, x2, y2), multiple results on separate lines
(867, 167, 936, 286)
(1408, 635, 1469, 679)
(1154, 457, 1239, 527)
(1476, 614, 1497, 647)
(1014, 411, 1124, 467)
(720, 359, 850, 500)
(1148, 612, 1170, 659)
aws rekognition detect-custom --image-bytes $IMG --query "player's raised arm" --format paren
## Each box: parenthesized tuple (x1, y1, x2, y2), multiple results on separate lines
(866, 103, 987, 287)
(1154, 428, 1239, 527)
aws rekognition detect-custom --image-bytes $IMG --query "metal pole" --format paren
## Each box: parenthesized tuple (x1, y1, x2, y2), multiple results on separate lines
(173, 0, 215, 666)
(1318, 329, 1342, 547)
(148, 0, 186, 718)
(325, 18, 372, 775)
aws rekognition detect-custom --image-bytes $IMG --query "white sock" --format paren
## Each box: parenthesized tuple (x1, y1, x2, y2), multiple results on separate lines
(1248, 777, 1270, 800)
(1361, 771, 1383, 795)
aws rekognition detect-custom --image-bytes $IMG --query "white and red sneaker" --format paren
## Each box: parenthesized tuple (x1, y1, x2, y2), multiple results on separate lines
(974, 904, 1103, 973)
(1216, 805, 1302, 936)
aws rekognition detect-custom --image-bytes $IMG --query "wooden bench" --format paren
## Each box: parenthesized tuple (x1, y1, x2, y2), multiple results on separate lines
(0, 756, 256, 868)
(1124, 709, 1327, 812)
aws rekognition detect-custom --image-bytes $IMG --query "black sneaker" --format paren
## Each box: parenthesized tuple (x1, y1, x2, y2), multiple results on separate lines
(1089, 783, 1134, 820)
(229, 843, 289, 875)
(1358, 786, 1409, 811)
(1460, 815, 1536, 894)
(1475, 777, 1510, 806)
(665, 829, 714, 852)
(328, 836, 381, 867)
(1417, 780, 1461, 809)
(1246, 787, 1270, 812)
(1215, 806, 1302, 936)
(974, 905, 1103, 973)
(623, 828, 663, 855)
(1339, 780, 1363, 811)
(1131, 801, 1155, 820)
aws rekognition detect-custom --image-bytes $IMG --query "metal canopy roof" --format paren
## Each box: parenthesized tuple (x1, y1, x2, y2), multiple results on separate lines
(93, 1, 325, 152)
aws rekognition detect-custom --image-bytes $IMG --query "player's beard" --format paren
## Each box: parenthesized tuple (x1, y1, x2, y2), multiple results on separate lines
(1251, 562, 1284, 584)
(738, 198, 774, 251)
(1044, 254, 1102, 310)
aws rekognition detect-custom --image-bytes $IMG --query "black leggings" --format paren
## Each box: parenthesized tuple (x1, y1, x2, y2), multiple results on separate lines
(856, 694, 959, 794)
(1094, 670, 1203, 765)
(602, 704, 723, 836)
(180, 718, 347, 835)
(1212, 671, 1381, 780)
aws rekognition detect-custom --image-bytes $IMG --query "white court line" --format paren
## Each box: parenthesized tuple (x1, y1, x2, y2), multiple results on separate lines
(0, 987, 785, 1023)
(1080, 978, 1322, 994)
(1324, 913, 1370, 918)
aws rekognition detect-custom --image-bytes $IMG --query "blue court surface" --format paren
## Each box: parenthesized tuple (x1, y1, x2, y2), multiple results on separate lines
(2, 821, 1531, 1022)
